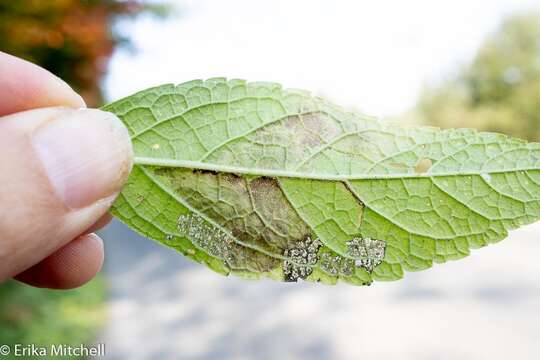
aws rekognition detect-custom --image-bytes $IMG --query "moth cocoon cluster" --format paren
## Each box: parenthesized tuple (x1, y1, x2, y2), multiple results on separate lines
(345, 237, 386, 273)
(319, 252, 355, 276)
(282, 235, 321, 282)
(177, 214, 235, 263)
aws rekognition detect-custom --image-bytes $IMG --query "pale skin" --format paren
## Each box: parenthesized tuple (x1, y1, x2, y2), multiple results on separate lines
(0, 52, 133, 289)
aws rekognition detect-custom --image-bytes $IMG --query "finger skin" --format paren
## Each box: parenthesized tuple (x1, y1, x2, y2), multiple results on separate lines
(0, 53, 128, 289)
(15, 233, 104, 289)
(84, 213, 114, 234)
(0, 107, 132, 282)
(0, 51, 85, 116)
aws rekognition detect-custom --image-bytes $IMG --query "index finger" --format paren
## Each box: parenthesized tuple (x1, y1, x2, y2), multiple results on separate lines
(0, 51, 86, 116)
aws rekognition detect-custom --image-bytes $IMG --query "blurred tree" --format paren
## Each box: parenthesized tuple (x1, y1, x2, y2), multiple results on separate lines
(0, 0, 169, 106)
(418, 13, 540, 141)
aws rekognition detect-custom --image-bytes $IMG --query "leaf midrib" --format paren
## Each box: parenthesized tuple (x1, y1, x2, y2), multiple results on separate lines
(133, 156, 539, 181)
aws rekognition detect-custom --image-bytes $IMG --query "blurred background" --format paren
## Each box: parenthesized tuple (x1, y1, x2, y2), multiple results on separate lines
(1, 1, 540, 359)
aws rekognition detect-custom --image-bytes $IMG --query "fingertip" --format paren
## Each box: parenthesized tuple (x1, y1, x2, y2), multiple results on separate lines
(14, 233, 104, 289)
(0, 51, 86, 116)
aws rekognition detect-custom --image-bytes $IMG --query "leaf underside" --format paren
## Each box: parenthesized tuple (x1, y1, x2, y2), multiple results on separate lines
(102, 78, 540, 286)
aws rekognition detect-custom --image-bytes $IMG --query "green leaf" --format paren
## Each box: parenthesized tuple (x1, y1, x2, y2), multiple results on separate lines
(101, 78, 540, 286)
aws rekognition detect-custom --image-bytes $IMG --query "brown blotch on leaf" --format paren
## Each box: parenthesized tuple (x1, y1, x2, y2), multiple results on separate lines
(248, 176, 277, 194)
(389, 162, 408, 170)
(248, 176, 311, 249)
(414, 158, 432, 174)
(221, 172, 245, 186)
(281, 112, 341, 149)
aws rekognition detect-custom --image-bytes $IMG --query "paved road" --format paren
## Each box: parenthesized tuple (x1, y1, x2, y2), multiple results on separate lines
(97, 220, 540, 360)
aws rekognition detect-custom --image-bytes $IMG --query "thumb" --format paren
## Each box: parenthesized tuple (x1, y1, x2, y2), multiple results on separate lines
(0, 107, 133, 281)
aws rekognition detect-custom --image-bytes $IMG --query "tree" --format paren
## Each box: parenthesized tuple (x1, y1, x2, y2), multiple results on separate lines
(0, 0, 168, 106)
(418, 13, 540, 141)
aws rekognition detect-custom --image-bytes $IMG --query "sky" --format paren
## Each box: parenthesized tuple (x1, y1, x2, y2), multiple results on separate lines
(105, 0, 539, 117)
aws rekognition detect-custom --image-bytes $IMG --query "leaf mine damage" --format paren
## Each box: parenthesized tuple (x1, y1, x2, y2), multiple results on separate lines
(154, 167, 312, 253)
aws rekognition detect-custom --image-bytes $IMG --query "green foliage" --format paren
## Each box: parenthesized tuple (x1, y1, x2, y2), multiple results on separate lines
(0, 277, 107, 359)
(103, 78, 540, 286)
(419, 13, 540, 141)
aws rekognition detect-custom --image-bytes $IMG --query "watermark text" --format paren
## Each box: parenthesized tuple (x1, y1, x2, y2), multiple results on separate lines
(0, 343, 105, 357)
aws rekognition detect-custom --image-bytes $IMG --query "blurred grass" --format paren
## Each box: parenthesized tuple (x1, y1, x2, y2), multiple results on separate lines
(0, 275, 107, 359)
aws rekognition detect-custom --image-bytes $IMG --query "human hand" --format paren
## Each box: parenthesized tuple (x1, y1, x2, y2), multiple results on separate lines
(0, 52, 133, 289)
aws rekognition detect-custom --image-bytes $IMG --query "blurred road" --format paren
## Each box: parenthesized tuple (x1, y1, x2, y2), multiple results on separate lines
(97, 219, 540, 360)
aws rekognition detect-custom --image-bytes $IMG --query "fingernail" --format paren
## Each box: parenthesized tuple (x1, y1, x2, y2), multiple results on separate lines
(32, 108, 133, 209)
(48, 74, 87, 109)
